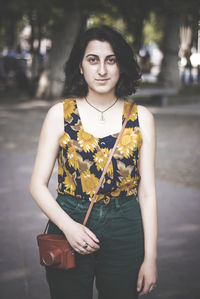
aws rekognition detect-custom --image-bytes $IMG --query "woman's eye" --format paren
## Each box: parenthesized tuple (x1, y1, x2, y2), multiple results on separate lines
(88, 57, 97, 64)
(107, 58, 117, 64)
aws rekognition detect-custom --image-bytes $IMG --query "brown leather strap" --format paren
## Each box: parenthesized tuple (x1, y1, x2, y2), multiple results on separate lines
(44, 221, 49, 234)
(82, 101, 134, 226)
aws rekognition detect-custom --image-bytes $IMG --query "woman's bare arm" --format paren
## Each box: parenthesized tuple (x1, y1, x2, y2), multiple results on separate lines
(29, 102, 100, 254)
(136, 105, 158, 296)
(29, 102, 74, 229)
(138, 105, 157, 261)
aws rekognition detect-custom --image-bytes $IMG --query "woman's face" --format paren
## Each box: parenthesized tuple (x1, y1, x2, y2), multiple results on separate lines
(80, 40, 120, 96)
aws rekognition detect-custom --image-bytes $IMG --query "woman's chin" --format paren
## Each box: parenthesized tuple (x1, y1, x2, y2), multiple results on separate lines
(89, 86, 116, 95)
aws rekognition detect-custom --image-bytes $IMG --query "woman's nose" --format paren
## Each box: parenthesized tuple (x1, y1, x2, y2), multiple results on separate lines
(98, 61, 107, 76)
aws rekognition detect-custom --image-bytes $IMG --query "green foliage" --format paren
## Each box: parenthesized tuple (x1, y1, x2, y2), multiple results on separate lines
(88, 13, 125, 30)
(1, 0, 200, 51)
(88, 13, 134, 44)
(143, 12, 164, 45)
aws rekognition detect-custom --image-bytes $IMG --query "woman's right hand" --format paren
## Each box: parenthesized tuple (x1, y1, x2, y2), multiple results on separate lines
(63, 220, 100, 255)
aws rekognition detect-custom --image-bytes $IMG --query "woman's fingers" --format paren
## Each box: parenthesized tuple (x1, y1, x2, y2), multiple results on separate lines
(137, 276, 155, 296)
(79, 238, 100, 254)
(76, 233, 100, 250)
(83, 227, 100, 250)
(137, 273, 150, 296)
(74, 233, 100, 254)
(137, 260, 158, 296)
(63, 221, 100, 254)
(138, 281, 149, 296)
(137, 273, 144, 293)
(81, 244, 94, 254)
(84, 226, 100, 244)
(139, 281, 152, 296)
(74, 243, 95, 255)
(73, 242, 94, 254)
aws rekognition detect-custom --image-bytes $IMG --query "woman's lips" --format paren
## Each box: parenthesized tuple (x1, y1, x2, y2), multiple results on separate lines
(95, 78, 110, 82)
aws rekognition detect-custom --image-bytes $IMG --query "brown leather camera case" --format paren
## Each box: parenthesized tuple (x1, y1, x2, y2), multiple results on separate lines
(37, 234, 75, 269)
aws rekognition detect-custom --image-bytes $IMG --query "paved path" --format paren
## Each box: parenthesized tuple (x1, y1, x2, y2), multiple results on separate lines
(0, 98, 200, 299)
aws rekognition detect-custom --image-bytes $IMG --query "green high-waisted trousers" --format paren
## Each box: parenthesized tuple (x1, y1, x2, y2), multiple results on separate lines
(45, 193, 144, 299)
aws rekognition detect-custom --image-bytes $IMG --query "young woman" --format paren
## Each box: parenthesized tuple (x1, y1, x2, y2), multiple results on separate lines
(30, 25, 158, 299)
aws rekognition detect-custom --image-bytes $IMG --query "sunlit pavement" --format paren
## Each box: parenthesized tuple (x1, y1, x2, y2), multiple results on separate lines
(0, 97, 200, 299)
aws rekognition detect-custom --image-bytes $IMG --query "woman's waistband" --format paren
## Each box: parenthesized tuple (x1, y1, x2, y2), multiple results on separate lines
(56, 192, 138, 206)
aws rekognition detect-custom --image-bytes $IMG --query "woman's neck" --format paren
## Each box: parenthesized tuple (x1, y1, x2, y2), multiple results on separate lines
(85, 90, 119, 108)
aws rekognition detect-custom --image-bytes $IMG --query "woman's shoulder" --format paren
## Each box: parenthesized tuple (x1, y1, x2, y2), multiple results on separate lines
(47, 100, 64, 121)
(137, 104, 154, 121)
(46, 97, 76, 126)
(136, 104, 155, 130)
(47, 97, 74, 114)
(42, 100, 65, 136)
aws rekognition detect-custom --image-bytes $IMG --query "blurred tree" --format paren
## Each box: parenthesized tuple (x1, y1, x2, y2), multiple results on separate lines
(35, 1, 86, 98)
(110, 0, 200, 88)
(153, 1, 181, 87)
(109, 0, 153, 53)
(88, 12, 126, 33)
(154, 0, 200, 87)
(143, 12, 164, 46)
(1, 0, 200, 94)
(0, 0, 88, 97)
(35, 0, 116, 98)
(0, 0, 26, 49)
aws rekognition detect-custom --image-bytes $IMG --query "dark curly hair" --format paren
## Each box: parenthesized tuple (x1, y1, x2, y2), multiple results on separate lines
(63, 25, 141, 98)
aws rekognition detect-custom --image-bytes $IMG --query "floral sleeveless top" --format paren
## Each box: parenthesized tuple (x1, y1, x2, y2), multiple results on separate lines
(56, 98, 143, 202)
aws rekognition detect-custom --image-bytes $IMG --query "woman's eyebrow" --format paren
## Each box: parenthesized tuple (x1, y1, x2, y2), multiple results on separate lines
(106, 54, 116, 58)
(86, 54, 116, 58)
(86, 54, 98, 58)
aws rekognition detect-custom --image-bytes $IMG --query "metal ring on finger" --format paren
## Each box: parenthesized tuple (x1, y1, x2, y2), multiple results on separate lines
(149, 284, 157, 293)
(82, 242, 88, 250)
(80, 247, 86, 253)
(149, 286, 154, 293)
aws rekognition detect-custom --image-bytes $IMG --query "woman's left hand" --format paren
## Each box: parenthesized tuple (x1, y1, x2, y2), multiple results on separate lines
(137, 259, 158, 296)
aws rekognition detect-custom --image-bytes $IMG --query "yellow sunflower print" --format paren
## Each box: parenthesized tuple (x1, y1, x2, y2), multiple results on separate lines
(127, 188, 137, 196)
(111, 189, 121, 197)
(123, 102, 137, 122)
(80, 169, 99, 197)
(63, 98, 76, 119)
(63, 170, 76, 195)
(117, 127, 140, 158)
(67, 146, 79, 170)
(77, 126, 99, 152)
(58, 154, 64, 176)
(93, 148, 113, 175)
(57, 98, 142, 200)
(94, 194, 105, 202)
(119, 174, 139, 191)
(135, 127, 143, 149)
(59, 132, 71, 147)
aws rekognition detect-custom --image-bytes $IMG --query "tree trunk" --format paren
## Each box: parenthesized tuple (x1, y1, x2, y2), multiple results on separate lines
(127, 16, 144, 54)
(6, 18, 18, 49)
(158, 14, 181, 88)
(36, 10, 83, 99)
(29, 8, 40, 80)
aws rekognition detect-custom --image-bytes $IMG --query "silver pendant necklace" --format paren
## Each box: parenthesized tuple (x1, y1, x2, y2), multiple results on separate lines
(85, 97, 119, 123)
